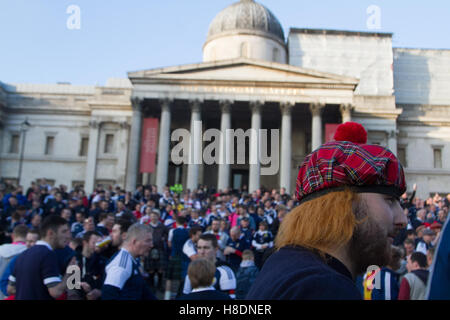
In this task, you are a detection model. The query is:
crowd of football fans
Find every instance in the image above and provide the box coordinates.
[0,179,448,300]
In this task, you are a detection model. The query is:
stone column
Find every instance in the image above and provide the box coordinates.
[217,100,232,192]
[310,103,325,151]
[156,99,172,192]
[388,130,397,155]
[186,99,202,192]
[142,173,150,186]
[280,102,293,194]
[117,120,130,189]
[340,104,353,123]
[249,101,262,193]
[85,120,100,194]
[125,98,142,191]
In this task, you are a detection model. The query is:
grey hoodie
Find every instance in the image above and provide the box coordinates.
[0,243,27,299]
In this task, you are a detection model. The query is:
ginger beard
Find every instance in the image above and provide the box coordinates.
[348,198,394,275]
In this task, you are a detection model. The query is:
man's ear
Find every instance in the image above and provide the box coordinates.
[47,229,55,239]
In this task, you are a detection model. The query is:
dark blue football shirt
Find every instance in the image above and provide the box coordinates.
[9,241,61,300]
[246,246,362,300]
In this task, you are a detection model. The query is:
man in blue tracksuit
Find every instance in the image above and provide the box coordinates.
[102,223,156,300]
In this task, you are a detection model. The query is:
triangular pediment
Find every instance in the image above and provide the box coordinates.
[128,58,358,86]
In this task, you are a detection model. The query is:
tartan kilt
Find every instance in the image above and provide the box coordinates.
[144,248,168,271]
[166,255,183,280]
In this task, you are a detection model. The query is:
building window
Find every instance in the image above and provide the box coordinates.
[397,146,407,168]
[80,137,89,156]
[273,47,279,62]
[45,136,55,155]
[9,134,20,154]
[104,134,114,154]
[433,148,442,169]
[72,181,85,189]
[95,180,115,189]
[37,178,55,187]
[2,178,19,187]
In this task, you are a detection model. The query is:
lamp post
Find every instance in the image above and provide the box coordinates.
[17,119,30,186]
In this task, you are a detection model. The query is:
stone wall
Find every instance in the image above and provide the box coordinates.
[0,80,132,190]
[288,29,394,96]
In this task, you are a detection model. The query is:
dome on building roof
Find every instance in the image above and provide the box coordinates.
[206,0,285,45]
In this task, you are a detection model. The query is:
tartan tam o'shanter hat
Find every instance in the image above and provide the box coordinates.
[295,122,407,203]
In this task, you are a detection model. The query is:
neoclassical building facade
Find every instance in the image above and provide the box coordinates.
[1,0,449,199]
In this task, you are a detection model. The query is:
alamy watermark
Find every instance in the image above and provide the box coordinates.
[66,265,81,290]
[366,5,381,30]
[170,121,279,175]
[366,265,381,290]
[66,5,81,30]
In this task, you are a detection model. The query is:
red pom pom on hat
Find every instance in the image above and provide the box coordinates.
[333,122,367,144]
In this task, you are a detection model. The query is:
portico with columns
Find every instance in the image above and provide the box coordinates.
[127,58,360,194]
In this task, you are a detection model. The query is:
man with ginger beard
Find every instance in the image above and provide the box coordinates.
[348,196,401,275]
[247,122,407,300]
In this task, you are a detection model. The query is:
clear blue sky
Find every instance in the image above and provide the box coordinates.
[0,0,448,85]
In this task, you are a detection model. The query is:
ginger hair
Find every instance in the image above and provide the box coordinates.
[275,189,365,257]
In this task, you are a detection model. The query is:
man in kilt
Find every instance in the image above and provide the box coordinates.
[143,210,168,294]
[164,214,189,300]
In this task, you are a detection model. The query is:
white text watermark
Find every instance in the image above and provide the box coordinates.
[170,121,279,175]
